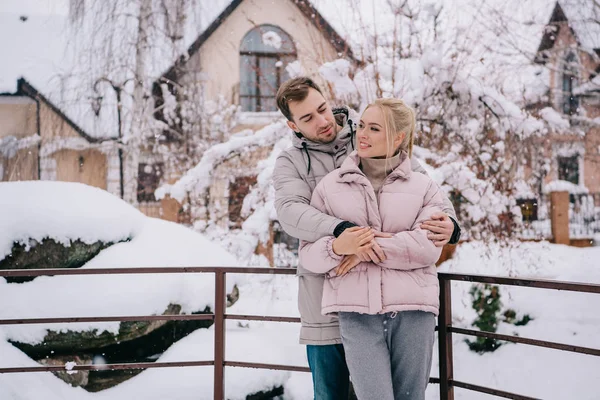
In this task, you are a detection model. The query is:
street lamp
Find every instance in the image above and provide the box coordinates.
[92,77,134,199]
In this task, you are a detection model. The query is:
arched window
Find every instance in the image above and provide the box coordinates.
[562,52,579,115]
[240,25,296,112]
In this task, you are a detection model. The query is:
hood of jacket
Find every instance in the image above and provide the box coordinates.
[291,106,356,154]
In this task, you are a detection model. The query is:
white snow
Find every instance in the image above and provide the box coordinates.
[574,74,600,95]
[156,120,289,203]
[539,107,571,131]
[543,180,589,194]
[39,137,116,157]
[0,181,240,345]
[318,59,358,102]
[285,60,305,79]
[0,181,145,261]
[262,30,282,50]
[0,135,41,159]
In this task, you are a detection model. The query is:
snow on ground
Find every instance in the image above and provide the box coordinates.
[2,233,600,399]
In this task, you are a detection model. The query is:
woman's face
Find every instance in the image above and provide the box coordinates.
[357,106,402,158]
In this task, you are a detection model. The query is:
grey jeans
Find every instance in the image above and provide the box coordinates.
[339,310,436,400]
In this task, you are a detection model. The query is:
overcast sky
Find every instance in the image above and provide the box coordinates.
[0,0,69,15]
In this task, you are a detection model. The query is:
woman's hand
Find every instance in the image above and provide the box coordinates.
[356,231,392,262]
[332,227,374,256]
[335,254,361,276]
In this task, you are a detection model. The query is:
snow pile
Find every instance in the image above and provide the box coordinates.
[543,180,589,194]
[0,181,240,344]
[0,181,145,261]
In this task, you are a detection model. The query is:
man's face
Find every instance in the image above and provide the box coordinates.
[286,88,338,144]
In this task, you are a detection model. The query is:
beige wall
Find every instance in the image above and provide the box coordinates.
[38,100,81,142]
[0,97,37,138]
[183,0,341,103]
[53,149,107,190]
[0,95,84,141]
[1,146,39,181]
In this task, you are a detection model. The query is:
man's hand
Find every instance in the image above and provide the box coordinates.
[420,212,453,247]
[335,254,361,276]
[332,227,374,256]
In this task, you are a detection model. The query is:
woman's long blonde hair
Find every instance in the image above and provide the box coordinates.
[364,98,416,158]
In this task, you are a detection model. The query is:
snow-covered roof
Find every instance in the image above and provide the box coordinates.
[575,74,600,95]
[538,1,600,56]
[560,0,600,51]
[0,13,68,94]
[0,12,107,140]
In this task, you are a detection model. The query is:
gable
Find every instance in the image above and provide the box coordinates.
[161,0,358,84]
[17,78,99,143]
[157,0,358,106]
[537,1,600,62]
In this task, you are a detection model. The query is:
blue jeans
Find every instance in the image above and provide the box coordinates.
[306,344,350,400]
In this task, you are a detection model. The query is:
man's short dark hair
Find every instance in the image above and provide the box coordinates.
[276,77,324,121]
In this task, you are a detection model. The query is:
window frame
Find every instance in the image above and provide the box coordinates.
[557,154,580,185]
[561,52,580,116]
[239,25,297,112]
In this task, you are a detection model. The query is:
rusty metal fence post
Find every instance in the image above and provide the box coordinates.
[438,277,454,400]
[214,271,226,400]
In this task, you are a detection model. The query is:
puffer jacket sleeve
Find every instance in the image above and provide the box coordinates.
[374,179,445,270]
[273,153,343,242]
[298,181,344,274]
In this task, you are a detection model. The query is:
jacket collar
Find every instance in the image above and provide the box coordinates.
[291,107,354,154]
[337,151,412,184]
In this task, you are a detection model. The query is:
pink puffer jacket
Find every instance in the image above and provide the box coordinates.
[299,151,444,316]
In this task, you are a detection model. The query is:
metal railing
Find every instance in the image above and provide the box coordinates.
[1,266,599,400]
[520,192,600,240]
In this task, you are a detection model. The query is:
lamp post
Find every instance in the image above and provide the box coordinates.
[92,77,134,199]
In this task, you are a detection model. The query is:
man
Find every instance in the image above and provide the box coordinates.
[273,77,460,400]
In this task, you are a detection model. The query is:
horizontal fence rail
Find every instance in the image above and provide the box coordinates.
[1,267,598,400]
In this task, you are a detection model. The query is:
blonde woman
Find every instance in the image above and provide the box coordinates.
[299,99,444,400]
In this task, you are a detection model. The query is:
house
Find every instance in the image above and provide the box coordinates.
[533,2,600,194]
[146,0,360,229]
[0,0,357,229]
[515,1,600,236]
[0,78,122,195]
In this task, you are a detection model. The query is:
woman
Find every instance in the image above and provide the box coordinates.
[299,98,444,400]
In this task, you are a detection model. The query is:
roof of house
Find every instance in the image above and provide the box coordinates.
[537,1,600,58]
[161,0,361,83]
[16,78,100,143]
